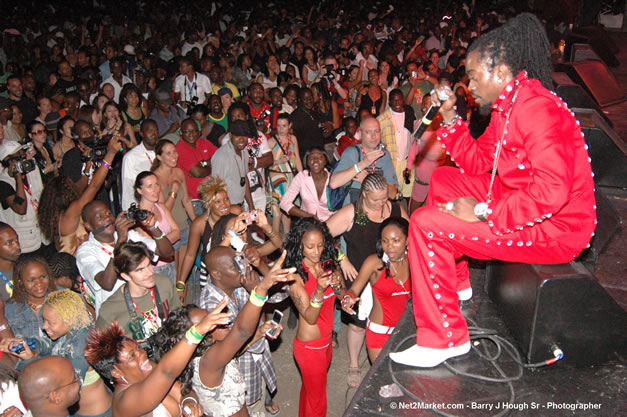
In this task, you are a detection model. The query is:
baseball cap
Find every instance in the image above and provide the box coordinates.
[155,89,173,105]
[0,141,22,161]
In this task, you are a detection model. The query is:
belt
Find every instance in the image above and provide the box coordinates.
[367,320,394,335]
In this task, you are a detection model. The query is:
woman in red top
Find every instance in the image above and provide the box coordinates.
[284,218,344,417]
[341,217,410,362]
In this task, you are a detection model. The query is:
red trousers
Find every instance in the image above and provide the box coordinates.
[410,167,579,349]
[293,337,333,417]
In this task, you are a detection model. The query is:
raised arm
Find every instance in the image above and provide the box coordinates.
[60,137,122,236]
[199,252,294,377]
[114,299,231,417]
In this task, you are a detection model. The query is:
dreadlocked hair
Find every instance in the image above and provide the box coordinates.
[374,217,409,278]
[84,322,131,382]
[43,289,93,331]
[9,254,57,304]
[284,217,337,283]
[197,176,228,210]
[355,173,388,218]
[48,252,80,288]
[37,176,80,244]
[148,305,216,395]
[468,12,554,90]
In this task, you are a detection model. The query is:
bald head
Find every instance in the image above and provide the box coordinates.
[206,246,236,274]
[19,356,80,415]
[360,117,382,151]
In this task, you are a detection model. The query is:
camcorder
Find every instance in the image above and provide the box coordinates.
[80,135,109,162]
[126,203,148,221]
[1,155,36,175]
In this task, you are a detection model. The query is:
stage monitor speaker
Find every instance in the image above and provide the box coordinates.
[485,261,626,366]
[574,108,627,189]
[555,60,625,107]
[572,26,620,67]
[552,72,611,126]
[571,43,601,62]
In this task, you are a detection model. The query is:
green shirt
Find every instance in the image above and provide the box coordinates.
[95,274,181,340]
[399,79,434,120]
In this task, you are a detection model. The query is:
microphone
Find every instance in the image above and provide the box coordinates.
[412,88,452,142]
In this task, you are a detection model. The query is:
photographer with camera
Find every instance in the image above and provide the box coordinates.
[38,135,122,255]
[174,57,212,111]
[0,140,44,255]
[76,200,174,316]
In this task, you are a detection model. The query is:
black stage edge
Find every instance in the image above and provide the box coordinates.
[343,265,626,417]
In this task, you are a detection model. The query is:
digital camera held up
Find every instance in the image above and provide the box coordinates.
[80,135,109,162]
[126,203,148,221]
[2,154,36,175]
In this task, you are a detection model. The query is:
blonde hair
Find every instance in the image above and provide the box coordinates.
[197,176,228,209]
[43,290,93,330]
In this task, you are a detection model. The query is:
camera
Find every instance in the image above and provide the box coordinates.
[126,203,148,221]
[377,143,386,152]
[9,338,37,354]
[233,253,249,275]
[80,136,109,162]
[2,155,36,175]
[256,109,271,127]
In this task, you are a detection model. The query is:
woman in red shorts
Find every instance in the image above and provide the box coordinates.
[341,217,410,362]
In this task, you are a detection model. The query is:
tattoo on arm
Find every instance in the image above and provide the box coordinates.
[293,295,306,314]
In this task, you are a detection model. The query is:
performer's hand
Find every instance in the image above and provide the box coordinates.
[430,85,457,123]
[341,294,360,315]
[438,197,481,223]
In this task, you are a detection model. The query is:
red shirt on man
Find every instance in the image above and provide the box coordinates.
[176,137,218,199]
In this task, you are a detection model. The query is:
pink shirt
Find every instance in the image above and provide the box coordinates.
[280,170,333,222]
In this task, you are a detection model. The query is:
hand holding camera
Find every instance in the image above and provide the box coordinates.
[115,210,138,243]
[362,147,385,166]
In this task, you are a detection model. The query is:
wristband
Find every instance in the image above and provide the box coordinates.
[185,325,203,344]
[311,293,324,305]
[169,191,177,199]
[176,281,186,291]
[266,229,277,239]
[336,250,346,262]
[251,287,269,302]
[154,234,164,241]
[189,325,203,340]
[353,163,361,174]
[13,196,25,205]
[249,294,266,307]
[310,300,323,308]
[101,160,113,171]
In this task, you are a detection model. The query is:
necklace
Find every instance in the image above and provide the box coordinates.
[487,83,520,203]
[28,301,43,312]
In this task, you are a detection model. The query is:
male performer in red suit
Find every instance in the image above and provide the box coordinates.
[390,13,597,367]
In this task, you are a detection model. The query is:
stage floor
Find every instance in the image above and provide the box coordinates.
[343,265,626,417]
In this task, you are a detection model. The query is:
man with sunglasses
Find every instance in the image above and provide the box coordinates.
[18,356,81,417]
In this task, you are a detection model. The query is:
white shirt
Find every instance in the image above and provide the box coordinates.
[173,72,212,104]
[121,142,155,211]
[100,75,133,103]
[76,230,157,316]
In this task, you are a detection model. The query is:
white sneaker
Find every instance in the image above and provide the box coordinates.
[457,287,473,301]
[389,341,471,367]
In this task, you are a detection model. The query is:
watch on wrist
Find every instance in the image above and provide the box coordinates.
[474,202,490,222]
[199,160,208,168]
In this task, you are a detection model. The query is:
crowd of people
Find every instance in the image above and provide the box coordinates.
[0,1,598,416]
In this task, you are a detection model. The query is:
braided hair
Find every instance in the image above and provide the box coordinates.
[468,13,553,90]
[355,173,388,218]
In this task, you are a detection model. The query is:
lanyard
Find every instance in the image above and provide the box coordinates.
[361,146,377,174]
[99,246,113,257]
[131,287,160,332]
[22,183,39,212]
[145,152,153,165]
[0,271,12,291]
[232,291,243,312]
[184,76,197,101]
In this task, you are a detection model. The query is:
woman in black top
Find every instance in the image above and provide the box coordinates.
[27,121,59,184]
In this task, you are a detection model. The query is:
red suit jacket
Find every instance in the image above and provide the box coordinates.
[437,71,596,255]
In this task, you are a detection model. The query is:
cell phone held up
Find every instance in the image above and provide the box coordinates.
[265,309,283,340]
[322,259,334,274]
